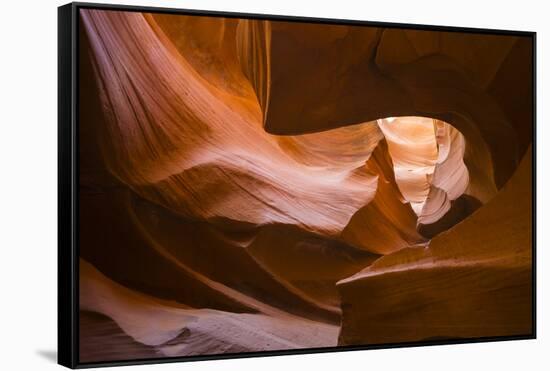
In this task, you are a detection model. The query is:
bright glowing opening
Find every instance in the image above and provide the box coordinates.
[377,116,469,221]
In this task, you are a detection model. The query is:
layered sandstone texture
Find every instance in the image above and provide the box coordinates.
[78,9,533,363]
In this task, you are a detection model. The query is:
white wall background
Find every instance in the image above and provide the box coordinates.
[0,0,546,369]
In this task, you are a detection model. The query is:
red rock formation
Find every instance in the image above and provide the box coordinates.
[342,139,426,255]
[80,259,338,362]
[77,8,533,363]
[337,148,532,345]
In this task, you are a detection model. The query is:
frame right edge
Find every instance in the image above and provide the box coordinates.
[531,31,537,340]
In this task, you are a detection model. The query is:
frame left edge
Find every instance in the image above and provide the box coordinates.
[58,2,78,369]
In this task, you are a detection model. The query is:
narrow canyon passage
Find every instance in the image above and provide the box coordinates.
[377,117,474,238]
[77,8,533,363]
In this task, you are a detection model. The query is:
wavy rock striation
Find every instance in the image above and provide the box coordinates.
[78,9,533,362]
[337,147,533,345]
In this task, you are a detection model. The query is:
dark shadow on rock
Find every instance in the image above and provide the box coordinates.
[417,194,482,239]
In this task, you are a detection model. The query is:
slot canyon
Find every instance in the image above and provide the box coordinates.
[77,9,533,362]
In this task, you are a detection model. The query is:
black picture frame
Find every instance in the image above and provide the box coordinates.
[58,2,537,369]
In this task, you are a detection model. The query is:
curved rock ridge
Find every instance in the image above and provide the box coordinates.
[337,147,533,345]
[377,116,472,236]
[77,8,533,362]
[80,259,338,362]
[341,138,426,255]
[80,9,383,237]
[418,119,472,230]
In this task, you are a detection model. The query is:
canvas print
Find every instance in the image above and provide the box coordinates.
[77,8,533,364]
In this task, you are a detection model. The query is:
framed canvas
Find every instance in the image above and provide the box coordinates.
[58,2,536,368]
